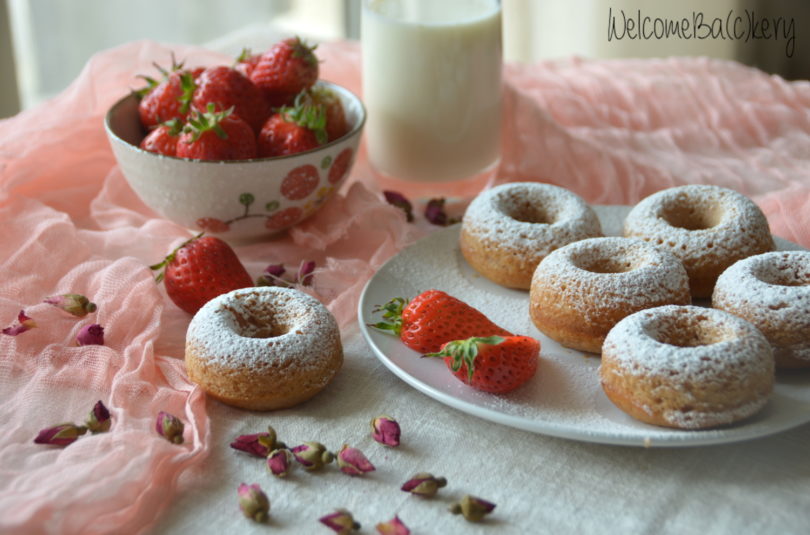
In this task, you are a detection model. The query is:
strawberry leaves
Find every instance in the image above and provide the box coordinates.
[424,336,505,381]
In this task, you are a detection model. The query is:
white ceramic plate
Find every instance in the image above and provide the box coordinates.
[357,206,810,447]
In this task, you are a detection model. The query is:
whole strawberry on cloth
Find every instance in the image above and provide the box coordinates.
[426,335,540,394]
[250,37,319,107]
[370,290,512,354]
[137,60,197,128]
[150,234,253,314]
[192,65,269,133]
[176,104,257,161]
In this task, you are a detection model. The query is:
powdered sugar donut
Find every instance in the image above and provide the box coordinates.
[600,305,774,429]
[530,237,691,353]
[624,185,774,298]
[185,286,343,410]
[713,251,810,369]
[460,182,602,289]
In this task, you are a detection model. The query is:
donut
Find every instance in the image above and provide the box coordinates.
[623,184,774,298]
[460,182,602,289]
[713,251,810,369]
[600,305,774,429]
[530,237,690,353]
[185,286,343,410]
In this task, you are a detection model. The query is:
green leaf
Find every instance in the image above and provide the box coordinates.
[239,193,255,207]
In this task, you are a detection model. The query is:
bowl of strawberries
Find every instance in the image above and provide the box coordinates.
[104,38,365,240]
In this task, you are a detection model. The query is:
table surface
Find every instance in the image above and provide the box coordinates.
[2,29,810,535]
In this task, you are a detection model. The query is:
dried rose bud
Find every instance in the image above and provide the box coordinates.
[2,310,37,336]
[256,264,287,287]
[76,323,104,346]
[401,473,447,497]
[155,411,184,444]
[33,423,87,446]
[337,444,375,476]
[230,425,284,457]
[266,448,293,477]
[376,515,410,535]
[383,190,414,222]
[290,441,334,471]
[449,495,496,522]
[43,294,97,317]
[424,198,459,226]
[86,400,111,433]
[319,509,360,534]
[297,260,316,286]
[237,483,270,523]
[371,415,400,447]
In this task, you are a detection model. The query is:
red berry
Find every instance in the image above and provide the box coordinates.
[234,48,261,79]
[371,290,512,354]
[151,235,253,314]
[140,119,183,156]
[176,105,257,161]
[192,65,268,133]
[431,335,539,394]
[257,113,320,158]
[307,87,349,142]
[281,165,320,200]
[250,37,319,106]
[138,67,196,128]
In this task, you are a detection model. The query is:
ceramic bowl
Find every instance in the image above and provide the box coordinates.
[104,81,365,241]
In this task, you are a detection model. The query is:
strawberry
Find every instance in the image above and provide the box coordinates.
[176,104,257,161]
[137,60,196,128]
[250,37,319,107]
[140,118,183,156]
[307,86,348,142]
[192,65,268,133]
[370,290,512,354]
[256,98,325,157]
[234,48,261,79]
[426,335,539,394]
[150,234,253,314]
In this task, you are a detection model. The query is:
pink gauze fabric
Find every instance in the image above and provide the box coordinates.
[1,39,809,534]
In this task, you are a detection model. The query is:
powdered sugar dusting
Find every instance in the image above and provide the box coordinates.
[603,305,773,379]
[187,287,340,372]
[624,184,774,269]
[531,237,689,319]
[713,251,810,360]
[462,182,602,254]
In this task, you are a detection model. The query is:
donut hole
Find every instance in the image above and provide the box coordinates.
[570,246,647,274]
[660,201,724,231]
[649,313,735,347]
[503,200,552,224]
[228,306,290,339]
[753,261,810,287]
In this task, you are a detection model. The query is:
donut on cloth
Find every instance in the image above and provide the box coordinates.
[185,286,343,410]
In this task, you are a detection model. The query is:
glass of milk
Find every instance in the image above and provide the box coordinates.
[362,0,502,196]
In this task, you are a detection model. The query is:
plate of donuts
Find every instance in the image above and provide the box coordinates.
[358,204,810,447]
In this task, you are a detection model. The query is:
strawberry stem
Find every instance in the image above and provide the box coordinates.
[149,232,204,283]
[423,336,505,382]
[368,297,408,336]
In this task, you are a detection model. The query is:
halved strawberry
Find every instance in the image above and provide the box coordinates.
[370,290,512,354]
[426,335,539,394]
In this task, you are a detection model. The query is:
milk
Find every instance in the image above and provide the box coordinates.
[362,0,502,183]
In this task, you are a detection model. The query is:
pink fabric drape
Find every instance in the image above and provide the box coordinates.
[1,40,808,534]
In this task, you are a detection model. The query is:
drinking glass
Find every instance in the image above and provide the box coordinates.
[361,0,503,197]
